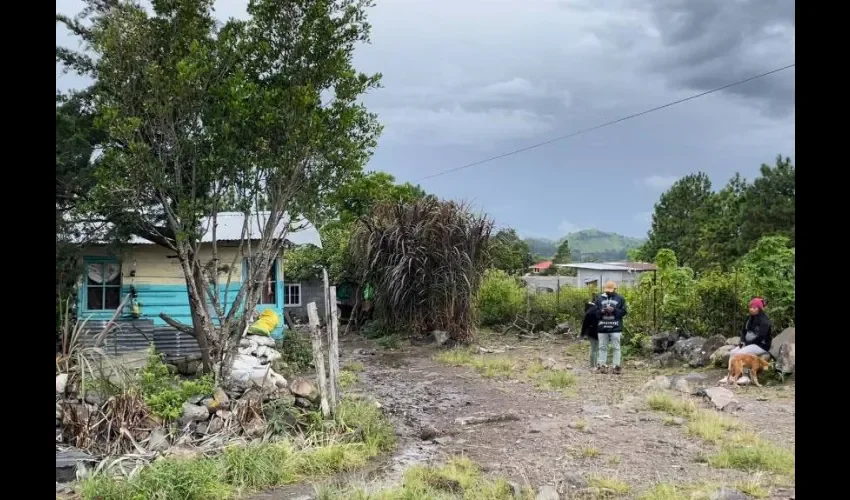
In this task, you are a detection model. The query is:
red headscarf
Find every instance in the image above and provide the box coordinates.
[749,297,765,310]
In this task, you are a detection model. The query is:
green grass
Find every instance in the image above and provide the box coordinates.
[644,393,794,477]
[587,476,630,496]
[435,349,516,379]
[318,456,533,499]
[709,438,795,476]
[536,369,577,390]
[376,334,401,350]
[342,362,365,372]
[576,446,601,458]
[637,479,770,500]
[79,399,396,500]
[339,371,358,390]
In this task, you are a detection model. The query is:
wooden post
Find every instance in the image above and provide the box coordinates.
[307,302,331,418]
[327,286,341,407]
[322,268,331,325]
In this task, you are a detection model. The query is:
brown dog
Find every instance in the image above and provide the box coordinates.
[728,354,770,387]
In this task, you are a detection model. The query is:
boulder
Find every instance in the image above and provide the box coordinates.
[540,357,568,371]
[536,485,559,500]
[651,332,678,353]
[710,345,736,367]
[651,351,680,368]
[179,403,210,425]
[644,375,672,391]
[148,427,170,452]
[710,487,750,500]
[431,330,450,346]
[726,336,740,346]
[671,336,707,363]
[775,342,796,376]
[681,334,726,367]
[204,387,230,413]
[669,373,709,394]
[557,472,587,494]
[769,327,796,359]
[698,387,739,412]
[290,378,318,400]
[56,373,69,394]
[554,322,572,334]
[56,449,96,483]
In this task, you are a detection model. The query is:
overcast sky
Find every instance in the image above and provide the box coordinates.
[56,0,795,239]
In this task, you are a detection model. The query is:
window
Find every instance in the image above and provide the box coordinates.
[284,283,301,307]
[85,259,122,310]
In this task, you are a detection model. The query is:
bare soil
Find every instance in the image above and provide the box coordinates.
[255,333,795,499]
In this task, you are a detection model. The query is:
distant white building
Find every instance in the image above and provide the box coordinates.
[556,262,657,289]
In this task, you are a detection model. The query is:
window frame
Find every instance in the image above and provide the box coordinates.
[283,283,302,307]
[82,256,123,312]
[244,258,281,306]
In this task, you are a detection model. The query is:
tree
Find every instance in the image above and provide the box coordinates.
[692,173,749,271]
[284,172,426,284]
[553,239,572,264]
[489,229,533,274]
[739,156,795,251]
[57,0,381,373]
[640,173,713,268]
[740,236,795,329]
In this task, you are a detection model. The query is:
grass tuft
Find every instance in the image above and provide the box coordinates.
[588,476,630,495]
[709,439,795,476]
[435,349,516,379]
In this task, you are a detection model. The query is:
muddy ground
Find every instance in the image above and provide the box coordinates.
[255,333,795,499]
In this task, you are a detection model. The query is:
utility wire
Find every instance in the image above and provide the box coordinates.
[416,63,795,182]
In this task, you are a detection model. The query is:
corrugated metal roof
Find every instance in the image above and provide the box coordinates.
[558,262,657,271]
[74,212,322,249]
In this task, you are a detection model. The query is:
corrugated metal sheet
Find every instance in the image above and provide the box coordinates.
[559,262,657,272]
[72,211,323,249]
[83,319,202,362]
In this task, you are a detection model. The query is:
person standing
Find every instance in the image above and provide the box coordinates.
[594,281,628,374]
[729,297,772,361]
[580,295,600,368]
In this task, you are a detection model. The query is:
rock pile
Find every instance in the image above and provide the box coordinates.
[224,335,289,398]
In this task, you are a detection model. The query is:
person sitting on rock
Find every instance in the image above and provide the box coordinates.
[730,297,772,363]
[581,295,600,368]
[594,281,628,375]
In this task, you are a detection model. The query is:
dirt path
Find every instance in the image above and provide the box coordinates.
[257,334,795,499]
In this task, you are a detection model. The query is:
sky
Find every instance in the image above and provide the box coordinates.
[56,0,795,240]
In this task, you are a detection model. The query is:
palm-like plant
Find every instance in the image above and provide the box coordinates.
[350,197,493,343]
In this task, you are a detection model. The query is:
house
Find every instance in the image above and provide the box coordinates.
[556,262,657,289]
[77,212,322,360]
[528,260,553,274]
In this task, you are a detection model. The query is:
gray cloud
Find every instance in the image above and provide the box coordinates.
[57,0,795,239]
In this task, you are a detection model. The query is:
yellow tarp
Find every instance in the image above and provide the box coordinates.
[247,309,280,336]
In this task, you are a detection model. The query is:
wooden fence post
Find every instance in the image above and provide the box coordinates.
[307,302,331,418]
[327,286,341,408]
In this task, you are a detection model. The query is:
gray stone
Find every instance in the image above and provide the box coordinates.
[726,336,740,346]
[84,392,104,406]
[431,330,450,346]
[56,373,69,394]
[555,322,572,334]
[56,449,96,483]
[557,472,587,492]
[535,485,559,500]
[540,357,568,371]
[669,373,709,394]
[644,375,672,391]
[711,345,736,367]
[289,378,318,400]
[699,387,739,412]
[180,402,210,425]
[651,332,678,353]
[775,342,796,376]
[508,481,524,499]
[187,394,205,405]
[710,487,751,500]
[419,425,439,441]
[294,397,314,409]
[149,427,170,452]
[672,336,707,362]
[694,335,728,366]
[769,327,795,359]
[652,351,679,368]
[246,335,277,347]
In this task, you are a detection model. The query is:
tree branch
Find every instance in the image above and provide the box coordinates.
[159,312,196,337]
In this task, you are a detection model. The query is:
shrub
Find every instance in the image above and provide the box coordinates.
[477,269,524,326]
[139,348,214,421]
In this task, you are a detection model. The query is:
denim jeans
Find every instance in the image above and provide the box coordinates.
[588,338,599,367]
[598,331,621,367]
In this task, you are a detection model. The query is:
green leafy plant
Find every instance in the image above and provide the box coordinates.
[139,348,214,420]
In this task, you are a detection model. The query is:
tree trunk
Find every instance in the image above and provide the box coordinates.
[178,249,216,373]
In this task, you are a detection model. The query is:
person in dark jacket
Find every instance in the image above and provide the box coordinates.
[594,281,628,374]
[581,297,600,368]
[729,297,772,363]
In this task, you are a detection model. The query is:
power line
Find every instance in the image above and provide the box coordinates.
[415,63,795,182]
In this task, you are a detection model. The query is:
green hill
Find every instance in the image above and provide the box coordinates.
[524,229,645,262]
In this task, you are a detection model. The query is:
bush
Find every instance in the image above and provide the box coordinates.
[477,269,524,326]
[139,348,214,421]
[278,330,314,376]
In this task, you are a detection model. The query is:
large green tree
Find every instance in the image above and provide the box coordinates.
[640,173,713,267]
[57,0,381,373]
[739,156,795,251]
[553,239,572,264]
[489,229,534,274]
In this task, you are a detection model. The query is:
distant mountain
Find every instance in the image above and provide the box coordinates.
[524,229,645,262]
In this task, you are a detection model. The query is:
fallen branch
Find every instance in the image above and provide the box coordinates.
[159,313,196,337]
